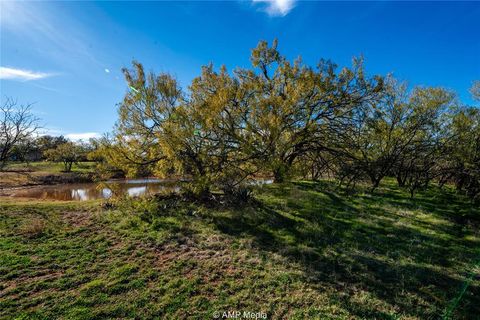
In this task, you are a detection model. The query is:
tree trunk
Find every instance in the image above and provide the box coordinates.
[64,161,73,172]
[410,187,415,198]
[396,173,406,187]
[370,176,381,193]
[273,170,285,183]
[272,162,290,183]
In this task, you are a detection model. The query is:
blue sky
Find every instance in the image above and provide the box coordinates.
[1,1,479,140]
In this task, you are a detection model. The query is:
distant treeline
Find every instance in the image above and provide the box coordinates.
[1,130,93,172]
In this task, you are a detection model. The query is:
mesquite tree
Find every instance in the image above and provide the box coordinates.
[330,80,454,191]
[236,40,383,182]
[98,40,477,201]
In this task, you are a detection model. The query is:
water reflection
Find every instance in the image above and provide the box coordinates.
[8,178,273,201]
[127,186,147,197]
[10,179,180,201]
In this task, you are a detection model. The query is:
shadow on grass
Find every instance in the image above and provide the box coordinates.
[210,181,480,319]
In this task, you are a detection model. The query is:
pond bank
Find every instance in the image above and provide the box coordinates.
[0,177,274,201]
[0,161,98,190]
[0,171,95,190]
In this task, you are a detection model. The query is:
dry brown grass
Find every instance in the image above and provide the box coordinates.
[0,171,33,189]
[18,217,47,238]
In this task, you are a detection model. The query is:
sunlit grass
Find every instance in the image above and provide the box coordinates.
[0,179,478,319]
[4,161,95,173]
[0,161,96,189]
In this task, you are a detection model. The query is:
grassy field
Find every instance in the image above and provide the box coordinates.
[0,162,96,189]
[3,161,96,173]
[0,179,478,319]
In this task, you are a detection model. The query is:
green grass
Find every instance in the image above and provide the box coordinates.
[4,161,96,174]
[0,161,96,188]
[0,179,478,319]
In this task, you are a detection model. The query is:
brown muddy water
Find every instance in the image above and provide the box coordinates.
[2,178,273,201]
[5,179,180,201]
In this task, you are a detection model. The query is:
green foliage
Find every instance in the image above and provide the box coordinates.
[239,42,383,183]
[100,40,384,194]
[443,106,480,201]
[329,79,455,191]
[93,40,477,202]
[44,142,86,172]
[35,135,68,155]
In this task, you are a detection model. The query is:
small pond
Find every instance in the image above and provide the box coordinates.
[8,179,180,201]
[5,178,273,201]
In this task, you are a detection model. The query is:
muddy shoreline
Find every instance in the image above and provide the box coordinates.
[0,171,95,191]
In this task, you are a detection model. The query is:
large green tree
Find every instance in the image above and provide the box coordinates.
[158,64,255,196]
[100,40,476,201]
[330,80,454,191]
[103,61,255,196]
[235,40,383,182]
[443,105,480,201]
[44,142,85,172]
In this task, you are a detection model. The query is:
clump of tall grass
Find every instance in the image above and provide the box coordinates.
[18,217,47,238]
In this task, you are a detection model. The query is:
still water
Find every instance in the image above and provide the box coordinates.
[6,178,273,201]
[9,179,180,201]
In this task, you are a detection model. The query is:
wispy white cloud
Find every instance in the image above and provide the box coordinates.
[1,2,104,76]
[253,0,297,17]
[40,128,101,141]
[29,82,63,94]
[104,68,110,73]
[65,132,101,141]
[0,67,53,81]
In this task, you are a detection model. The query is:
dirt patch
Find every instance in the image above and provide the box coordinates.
[0,271,65,299]
[34,173,94,185]
[62,211,93,228]
[0,171,35,189]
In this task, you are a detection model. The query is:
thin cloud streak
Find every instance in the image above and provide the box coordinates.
[252,0,297,17]
[1,2,105,76]
[0,67,54,81]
